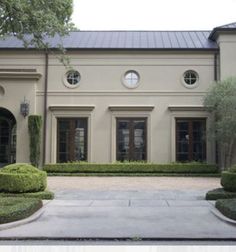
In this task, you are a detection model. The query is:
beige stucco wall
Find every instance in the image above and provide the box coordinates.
[217,34,236,79]
[42,51,216,164]
[0,50,217,164]
[0,51,44,163]
[217,34,236,164]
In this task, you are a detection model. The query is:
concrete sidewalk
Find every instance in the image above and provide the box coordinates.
[0,189,236,239]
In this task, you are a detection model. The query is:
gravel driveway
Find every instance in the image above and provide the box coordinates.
[47,176,220,191]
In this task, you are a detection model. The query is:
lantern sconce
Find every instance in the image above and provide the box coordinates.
[20,97,30,118]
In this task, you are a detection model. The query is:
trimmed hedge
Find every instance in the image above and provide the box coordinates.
[215,199,236,221]
[0,163,47,193]
[0,190,54,200]
[43,163,218,174]
[221,171,236,192]
[229,165,236,173]
[0,197,42,224]
[205,188,236,200]
[47,172,221,177]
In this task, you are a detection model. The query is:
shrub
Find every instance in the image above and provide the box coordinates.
[28,115,42,167]
[221,171,236,192]
[0,190,54,200]
[43,162,218,174]
[0,163,47,193]
[215,199,236,221]
[0,197,42,224]
[229,164,236,173]
[205,188,236,200]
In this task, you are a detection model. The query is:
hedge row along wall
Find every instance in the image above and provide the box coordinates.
[43,163,218,174]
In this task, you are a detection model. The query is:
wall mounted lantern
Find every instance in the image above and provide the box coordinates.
[20,97,30,117]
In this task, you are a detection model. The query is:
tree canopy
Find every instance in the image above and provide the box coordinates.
[0,0,74,48]
[204,77,236,169]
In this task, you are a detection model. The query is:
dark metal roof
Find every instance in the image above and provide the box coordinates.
[209,22,236,40]
[0,31,218,50]
[215,22,236,29]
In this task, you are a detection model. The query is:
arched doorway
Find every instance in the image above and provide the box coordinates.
[0,108,16,167]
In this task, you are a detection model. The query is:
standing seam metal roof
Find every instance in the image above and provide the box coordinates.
[0,31,218,50]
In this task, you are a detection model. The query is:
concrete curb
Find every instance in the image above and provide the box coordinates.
[210,208,236,225]
[0,200,51,231]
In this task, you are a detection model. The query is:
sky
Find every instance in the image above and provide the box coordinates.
[71,0,236,31]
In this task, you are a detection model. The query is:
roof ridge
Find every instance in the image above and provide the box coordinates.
[216,21,236,28]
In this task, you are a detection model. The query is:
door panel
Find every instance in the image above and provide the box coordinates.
[117,118,147,161]
[176,119,206,162]
[57,118,87,163]
[0,119,10,163]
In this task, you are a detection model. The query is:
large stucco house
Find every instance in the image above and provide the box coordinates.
[0,22,236,167]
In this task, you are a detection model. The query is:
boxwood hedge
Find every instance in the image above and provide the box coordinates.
[221,171,236,192]
[43,162,218,174]
[205,188,236,200]
[0,190,54,200]
[215,199,236,221]
[0,197,42,224]
[0,163,47,193]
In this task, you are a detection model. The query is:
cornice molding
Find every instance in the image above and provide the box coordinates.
[168,105,206,111]
[49,105,95,111]
[109,105,155,111]
[0,71,41,80]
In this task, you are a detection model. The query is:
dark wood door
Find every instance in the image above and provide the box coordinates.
[176,118,206,162]
[0,118,10,164]
[116,118,147,161]
[57,118,87,163]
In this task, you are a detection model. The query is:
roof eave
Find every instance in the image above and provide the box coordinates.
[209,28,236,41]
[0,47,219,52]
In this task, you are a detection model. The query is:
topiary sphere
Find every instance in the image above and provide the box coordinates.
[221,171,236,192]
[0,163,47,193]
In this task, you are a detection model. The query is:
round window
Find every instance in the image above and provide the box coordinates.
[123,70,140,89]
[0,86,5,97]
[183,70,199,88]
[64,70,81,88]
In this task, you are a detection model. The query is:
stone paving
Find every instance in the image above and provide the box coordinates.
[0,177,235,240]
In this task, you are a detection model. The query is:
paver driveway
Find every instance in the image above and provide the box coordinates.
[0,176,236,240]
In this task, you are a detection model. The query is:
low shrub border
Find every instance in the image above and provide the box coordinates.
[47,172,220,177]
[0,197,42,224]
[0,190,54,200]
[44,163,218,174]
[215,199,236,221]
[205,188,236,200]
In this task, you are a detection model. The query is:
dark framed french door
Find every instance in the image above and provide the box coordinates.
[176,118,206,162]
[116,118,147,161]
[57,118,87,163]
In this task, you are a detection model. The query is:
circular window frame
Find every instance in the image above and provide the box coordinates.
[122,70,140,89]
[0,85,5,97]
[63,70,81,89]
[182,70,199,89]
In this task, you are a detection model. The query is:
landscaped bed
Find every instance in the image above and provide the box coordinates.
[206,188,236,200]
[0,197,42,224]
[44,163,218,175]
[0,163,54,224]
[216,199,236,221]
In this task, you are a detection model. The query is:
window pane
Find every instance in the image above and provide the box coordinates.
[57,118,87,163]
[117,118,146,161]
